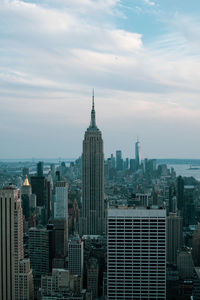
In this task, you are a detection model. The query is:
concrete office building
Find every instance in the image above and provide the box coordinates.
[0,185,34,300]
[87,257,99,299]
[41,269,70,297]
[107,207,166,300]
[68,236,84,277]
[177,249,194,279]
[17,259,34,300]
[54,181,68,219]
[29,227,51,292]
[50,218,67,258]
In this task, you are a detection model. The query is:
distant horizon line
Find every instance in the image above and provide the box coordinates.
[0,158,200,162]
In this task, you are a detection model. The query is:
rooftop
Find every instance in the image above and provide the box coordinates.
[108,207,166,217]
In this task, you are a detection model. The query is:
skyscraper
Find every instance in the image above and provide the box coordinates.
[116,150,123,171]
[167,213,183,265]
[87,257,99,299]
[30,176,46,207]
[68,236,84,277]
[177,176,184,213]
[54,181,68,220]
[192,223,200,266]
[37,161,44,177]
[107,207,166,299]
[81,92,104,235]
[51,180,69,258]
[49,218,67,259]
[21,175,32,220]
[0,185,34,300]
[30,175,51,224]
[135,138,141,170]
[28,227,51,292]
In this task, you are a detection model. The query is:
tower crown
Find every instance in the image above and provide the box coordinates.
[23,175,30,186]
[87,89,99,131]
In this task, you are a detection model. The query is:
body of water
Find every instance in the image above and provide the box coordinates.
[168,164,200,181]
[157,159,200,181]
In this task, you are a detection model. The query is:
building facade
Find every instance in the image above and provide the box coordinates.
[81,93,104,235]
[54,181,68,220]
[87,257,99,299]
[107,207,166,300]
[116,150,123,171]
[167,213,183,265]
[192,223,200,266]
[41,269,70,297]
[0,185,34,300]
[28,227,51,292]
[68,236,84,277]
[135,139,141,170]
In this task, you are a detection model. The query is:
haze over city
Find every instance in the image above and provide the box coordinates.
[1,0,200,158]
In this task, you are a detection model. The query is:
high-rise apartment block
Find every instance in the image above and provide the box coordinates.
[107,207,166,299]
[81,93,105,235]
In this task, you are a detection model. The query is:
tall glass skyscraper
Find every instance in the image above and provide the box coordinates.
[81,92,105,235]
[135,138,141,170]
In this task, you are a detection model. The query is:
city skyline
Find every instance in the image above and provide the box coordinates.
[1,0,200,159]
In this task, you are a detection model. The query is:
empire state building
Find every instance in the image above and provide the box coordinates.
[81,92,105,235]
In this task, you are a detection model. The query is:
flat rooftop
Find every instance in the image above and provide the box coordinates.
[108,207,166,218]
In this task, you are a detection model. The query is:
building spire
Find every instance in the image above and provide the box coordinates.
[89,89,98,129]
[92,88,94,110]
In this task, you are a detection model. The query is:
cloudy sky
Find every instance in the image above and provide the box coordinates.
[1,0,200,159]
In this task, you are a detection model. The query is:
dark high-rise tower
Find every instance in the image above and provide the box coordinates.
[81,92,104,235]
[177,176,184,214]
[116,150,123,171]
[37,161,44,177]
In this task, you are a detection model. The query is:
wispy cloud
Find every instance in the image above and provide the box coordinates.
[0,0,200,158]
[143,0,156,6]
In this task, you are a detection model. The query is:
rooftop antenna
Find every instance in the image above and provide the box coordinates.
[92,88,94,110]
